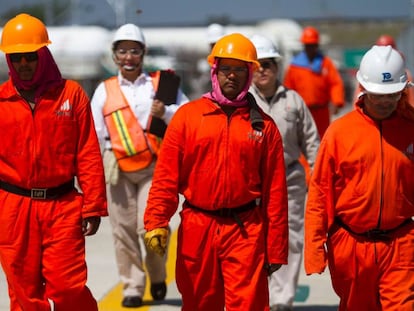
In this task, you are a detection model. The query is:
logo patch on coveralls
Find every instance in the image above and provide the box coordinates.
[248,130,264,143]
[55,99,73,117]
[382,72,394,83]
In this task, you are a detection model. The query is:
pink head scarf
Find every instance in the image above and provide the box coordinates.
[202,58,253,107]
[6,46,63,103]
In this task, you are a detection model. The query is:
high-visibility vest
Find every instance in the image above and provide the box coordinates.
[103,76,162,172]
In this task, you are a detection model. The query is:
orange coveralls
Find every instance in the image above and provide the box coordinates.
[305,98,414,310]
[284,53,345,138]
[144,97,288,311]
[0,79,107,311]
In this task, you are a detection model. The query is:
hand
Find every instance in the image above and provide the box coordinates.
[265,263,282,276]
[82,216,101,236]
[151,99,166,118]
[144,228,169,257]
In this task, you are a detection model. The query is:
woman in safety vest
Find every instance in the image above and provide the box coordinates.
[90,23,189,308]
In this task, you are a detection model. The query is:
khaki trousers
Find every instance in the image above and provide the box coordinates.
[103,150,167,297]
[269,163,307,308]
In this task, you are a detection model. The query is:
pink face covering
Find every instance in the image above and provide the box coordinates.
[6,46,63,103]
[202,58,253,107]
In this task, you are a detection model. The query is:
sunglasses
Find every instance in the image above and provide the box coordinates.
[115,48,144,57]
[259,60,275,69]
[9,52,39,63]
[218,65,248,75]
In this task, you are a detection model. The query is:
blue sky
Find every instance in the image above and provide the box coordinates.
[2,0,412,28]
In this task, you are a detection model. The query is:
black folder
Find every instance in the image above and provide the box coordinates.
[149,71,181,138]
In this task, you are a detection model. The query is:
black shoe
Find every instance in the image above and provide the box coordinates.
[122,296,142,308]
[150,282,167,300]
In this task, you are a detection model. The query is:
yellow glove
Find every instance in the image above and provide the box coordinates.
[144,228,169,257]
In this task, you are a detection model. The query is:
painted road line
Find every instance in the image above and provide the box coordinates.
[98,229,179,310]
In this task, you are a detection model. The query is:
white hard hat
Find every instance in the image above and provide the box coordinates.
[250,34,282,61]
[112,23,145,48]
[206,23,225,44]
[356,45,407,94]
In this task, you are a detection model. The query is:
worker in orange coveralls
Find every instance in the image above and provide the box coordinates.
[305,45,414,311]
[144,33,289,311]
[0,14,107,311]
[284,26,345,138]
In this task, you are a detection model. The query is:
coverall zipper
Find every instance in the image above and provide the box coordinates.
[374,121,384,263]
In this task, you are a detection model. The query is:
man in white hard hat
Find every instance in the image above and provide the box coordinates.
[249,34,320,311]
[305,45,414,310]
[206,23,225,50]
[91,23,189,308]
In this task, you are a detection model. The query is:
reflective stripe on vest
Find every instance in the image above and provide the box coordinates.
[103,76,161,172]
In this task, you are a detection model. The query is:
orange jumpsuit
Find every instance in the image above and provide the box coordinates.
[0,79,107,311]
[305,98,414,310]
[144,97,288,311]
[284,51,345,138]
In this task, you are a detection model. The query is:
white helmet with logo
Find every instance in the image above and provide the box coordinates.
[112,23,145,49]
[206,23,225,44]
[356,45,407,94]
[250,34,282,61]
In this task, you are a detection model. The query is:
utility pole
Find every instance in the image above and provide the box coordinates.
[106,0,126,27]
[409,0,414,73]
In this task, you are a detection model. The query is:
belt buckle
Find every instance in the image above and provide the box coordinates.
[31,188,47,199]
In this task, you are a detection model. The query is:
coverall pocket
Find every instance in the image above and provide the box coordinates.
[0,125,23,156]
[282,109,297,122]
[338,161,368,197]
[396,224,414,267]
[178,208,213,259]
[49,120,77,155]
[327,227,356,281]
[0,194,20,245]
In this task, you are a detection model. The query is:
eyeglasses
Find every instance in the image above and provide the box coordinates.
[115,48,144,57]
[218,65,248,75]
[9,52,38,63]
[259,60,275,69]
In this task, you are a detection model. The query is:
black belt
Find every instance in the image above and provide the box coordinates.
[0,179,75,200]
[184,200,256,217]
[184,200,257,228]
[334,217,413,241]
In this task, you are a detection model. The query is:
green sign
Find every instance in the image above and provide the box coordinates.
[343,49,367,69]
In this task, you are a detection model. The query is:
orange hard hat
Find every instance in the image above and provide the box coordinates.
[0,13,51,54]
[375,34,396,49]
[207,33,260,70]
[301,26,319,44]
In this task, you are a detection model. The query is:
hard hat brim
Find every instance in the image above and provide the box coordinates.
[357,71,407,94]
[0,42,50,54]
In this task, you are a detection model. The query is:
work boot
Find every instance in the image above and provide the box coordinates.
[122,296,142,308]
[150,281,167,300]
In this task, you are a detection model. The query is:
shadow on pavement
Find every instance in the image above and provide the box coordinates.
[143,300,338,310]
[295,306,338,310]
[143,298,182,306]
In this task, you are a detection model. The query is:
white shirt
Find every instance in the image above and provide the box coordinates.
[91,71,189,150]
